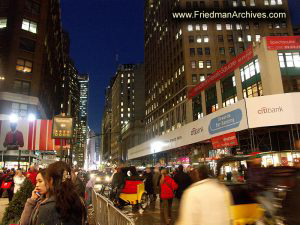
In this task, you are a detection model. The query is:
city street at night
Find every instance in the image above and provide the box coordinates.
[1,0,300,224]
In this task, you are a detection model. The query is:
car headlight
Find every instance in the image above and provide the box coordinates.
[105,176,110,182]
[96,177,101,182]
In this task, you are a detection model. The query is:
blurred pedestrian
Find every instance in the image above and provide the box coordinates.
[143,166,154,200]
[128,166,142,180]
[72,168,85,199]
[111,166,126,205]
[160,168,178,225]
[176,165,232,225]
[174,165,191,201]
[0,169,4,197]
[85,175,96,206]
[26,165,38,186]
[152,166,160,200]
[20,169,48,225]
[3,169,15,202]
[31,161,86,224]
[13,168,26,193]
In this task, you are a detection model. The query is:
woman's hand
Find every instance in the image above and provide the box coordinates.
[31,187,40,200]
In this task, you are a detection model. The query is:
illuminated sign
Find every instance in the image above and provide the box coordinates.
[52,116,73,139]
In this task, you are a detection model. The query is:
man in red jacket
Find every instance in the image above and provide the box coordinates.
[3,123,24,150]
[26,165,37,186]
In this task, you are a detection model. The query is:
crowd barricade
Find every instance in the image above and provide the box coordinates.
[92,189,135,225]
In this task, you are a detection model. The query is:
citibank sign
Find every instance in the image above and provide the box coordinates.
[258,106,283,114]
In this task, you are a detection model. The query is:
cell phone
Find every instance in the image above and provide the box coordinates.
[36,192,41,197]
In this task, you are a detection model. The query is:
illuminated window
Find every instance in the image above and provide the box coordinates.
[255,35,261,42]
[206,60,212,69]
[202,24,208,31]
[199,75,205,82]
[226,24,232,30]
[21,19,37,34]
[236,24,242,30]
[198,60,204,69]
[191,61,196,69]
[196,35,202,43]
[121,113,123,118]
[247,35,252,42]
[203,35,209,43]
[238,37,243,42]
[232,0,237,7]
[16,59,32,73]
[121,102,123,106]
[121,108,123,112]
[195,24,200,30]
[0,18,7,29]
[188,25,193,31]
[128,113,130,117]
[216,24,222,30]
[250,0,256,6]
[192,74,197,83]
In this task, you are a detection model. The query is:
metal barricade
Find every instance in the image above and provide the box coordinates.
[92,189,135,225]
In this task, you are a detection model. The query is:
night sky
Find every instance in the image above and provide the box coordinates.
[60,0,300,133]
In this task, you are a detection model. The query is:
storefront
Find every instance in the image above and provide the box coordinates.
[128,92,300,167]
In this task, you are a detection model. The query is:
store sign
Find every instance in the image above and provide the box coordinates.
[0,120,56,151]
[52,117,73,139]
[211,132,238,149]
[188,46,253,98]
[266,36,300,50]
[209,109,243,135]
[246,93,300,128]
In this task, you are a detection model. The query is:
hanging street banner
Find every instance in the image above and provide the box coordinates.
[188,45,254,99]
[52,116,73,139]
[266,36,300,50]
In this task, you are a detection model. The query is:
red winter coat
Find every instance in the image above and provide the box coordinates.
[160,175,178,199]
[26,170,38,186]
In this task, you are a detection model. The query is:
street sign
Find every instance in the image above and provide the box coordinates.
[52,116,73,139]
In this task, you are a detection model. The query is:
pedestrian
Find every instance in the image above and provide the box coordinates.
[28,161,86,224]
[13,168,26,193]
[85,175,96,206]
[0,169,4,198]
[26,165,38,186]
[143,166,154,201]
[72,168,85,199]
[111,166,126,205]
[128,166,142,180]
[152,166,160,200]
[19,169,48,225]
[176,165,232,225]
[160,168,178,225]
[174,165,192,201]
[3,169,15,202]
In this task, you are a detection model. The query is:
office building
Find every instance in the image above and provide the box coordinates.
[144,0,293,141]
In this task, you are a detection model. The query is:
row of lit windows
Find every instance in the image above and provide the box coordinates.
[278,52,300,68]
[0,18,7,29]
[16,59,33,73]
[191,60,211,69]
[22,19,37,34]
[192,74,206,83]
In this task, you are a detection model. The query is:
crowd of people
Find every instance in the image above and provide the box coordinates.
[0,162,87,225]
[107,164,233,225]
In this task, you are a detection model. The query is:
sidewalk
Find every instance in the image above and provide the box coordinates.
[0,198,9,222]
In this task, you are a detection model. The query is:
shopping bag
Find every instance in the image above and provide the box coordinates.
[1,181,12,189]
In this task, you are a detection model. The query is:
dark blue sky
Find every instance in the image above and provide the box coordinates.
[61,0,300,133]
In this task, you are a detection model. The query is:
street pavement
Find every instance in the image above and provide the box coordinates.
[0,197,9,222]
[125,198,179,225]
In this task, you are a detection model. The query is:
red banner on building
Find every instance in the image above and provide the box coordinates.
[266,36,300,50]
[188,46,254,99]
[211,132,238,149]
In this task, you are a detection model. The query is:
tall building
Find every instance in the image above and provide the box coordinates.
[62,31,81,164]
[144,0,293,141]
[101,84,112,161]
[111,64,145,162]
[128,36,300,166]
[78,74,89,168]
[0,0,65,120]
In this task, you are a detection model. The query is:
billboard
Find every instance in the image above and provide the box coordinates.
[52,116,73,139]
[211,132,238,149]
[245,92,300,129]
[0,120,67,151]
[266,36,300,50]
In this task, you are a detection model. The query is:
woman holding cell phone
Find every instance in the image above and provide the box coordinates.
[19,169,48,225]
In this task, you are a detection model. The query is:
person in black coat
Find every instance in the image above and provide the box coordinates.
[174,165,191,200]
[143,166,154,197]
[5,170,15,202]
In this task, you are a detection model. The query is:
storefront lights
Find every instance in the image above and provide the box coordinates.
[9,113,19,123]
[27,113,36,121]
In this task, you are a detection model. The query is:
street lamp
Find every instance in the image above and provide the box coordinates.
[27,113,36,122]
[151,141,169,166]
[9,113,19,123]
